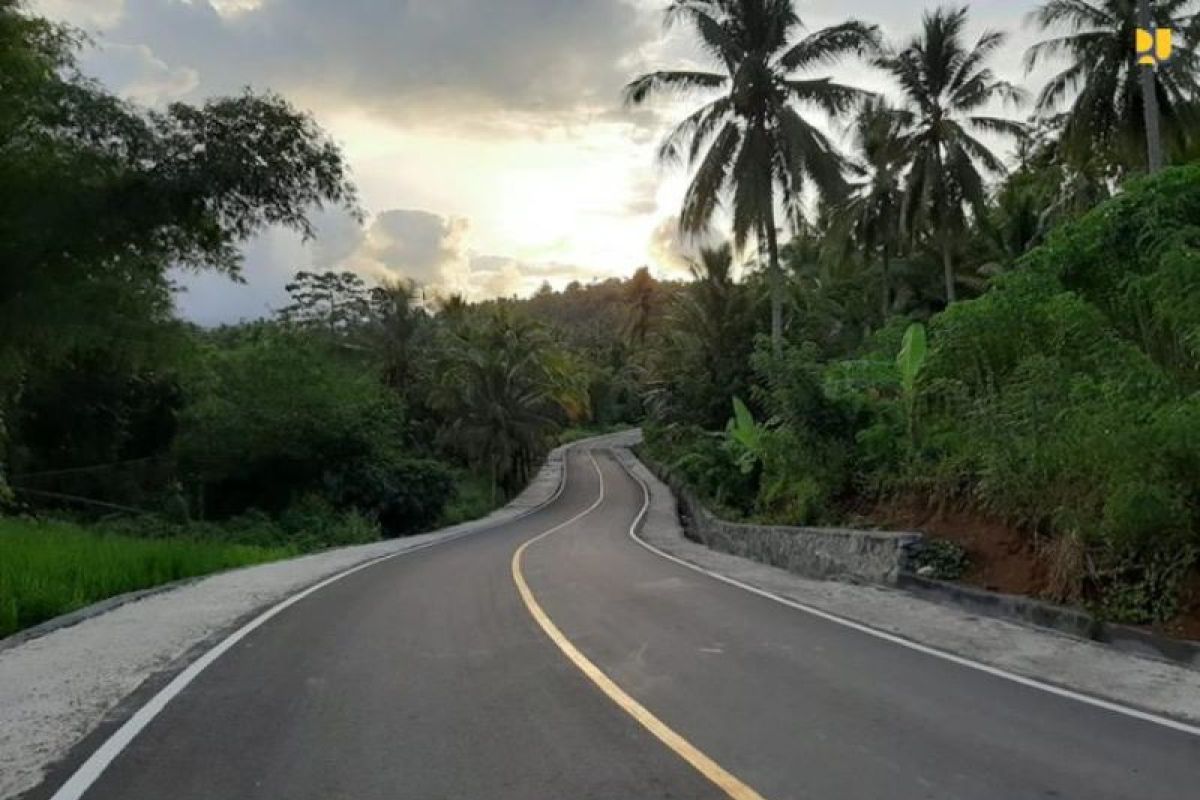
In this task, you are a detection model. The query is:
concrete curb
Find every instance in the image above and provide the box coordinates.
[635,449,922,584]
[898,572,1200,669]
[0,580,204,655]
[632,444,1200,671]
[611,442,1200,726]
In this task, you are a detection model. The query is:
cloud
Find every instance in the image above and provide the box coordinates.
[171,207,604,324]
[34,0,124,29]
[61,0,659,131]
[325,210,599,301]
[469,257,526,300]
[647,216,696,278]
[171,225,310,325]
[623,171,660,217]
[90,42,199,105]
[342,210,472,293]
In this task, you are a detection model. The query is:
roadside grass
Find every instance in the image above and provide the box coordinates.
[437,472,499,527]
[0,517,293,638]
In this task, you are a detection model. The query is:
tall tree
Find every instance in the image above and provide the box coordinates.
[624,266,659,347]
[1025,0,1200,172]
[279,271,371,335]
[366,279,427,398]
[0,1,356,488]
[833,99,909,320]
[875,5,1024,304]
[624,0,877,351]
[649,244,758,427]
[432,309,563,501]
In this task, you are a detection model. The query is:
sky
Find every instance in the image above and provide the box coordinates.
[33,0,1053,324]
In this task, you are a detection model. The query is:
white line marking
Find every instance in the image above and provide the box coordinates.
[514,450,766,799]
[50,449,577,800]
[610,449,1200,739]
[515,449,607,553]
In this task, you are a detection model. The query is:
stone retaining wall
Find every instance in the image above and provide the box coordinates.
[642,454,922,585]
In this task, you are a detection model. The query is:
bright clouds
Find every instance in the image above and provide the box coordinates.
[335,210,611,300]
[34,0,1049,323]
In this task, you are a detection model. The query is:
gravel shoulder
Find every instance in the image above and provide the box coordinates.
[0,445,569,800]
[611,440,1200,727]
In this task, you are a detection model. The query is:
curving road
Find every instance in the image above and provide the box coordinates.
[42,445,1200,799]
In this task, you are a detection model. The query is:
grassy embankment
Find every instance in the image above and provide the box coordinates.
[0,467,521,639]
[0,518,292,638]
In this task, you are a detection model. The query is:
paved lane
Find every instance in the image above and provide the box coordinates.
[523,450,1199,800]
[50,446,1199,799]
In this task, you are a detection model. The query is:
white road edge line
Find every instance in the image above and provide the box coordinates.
[515,449,607,553]
[515,449,767,799]
[49,446,579,800]
[610,448,1200,739]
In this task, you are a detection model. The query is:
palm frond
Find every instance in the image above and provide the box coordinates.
[623,71,727,106]
[776,20,880,70]
[680,121,740,236]
[656,97,733,167]
[730,124,773,248]
[784,78,874,116]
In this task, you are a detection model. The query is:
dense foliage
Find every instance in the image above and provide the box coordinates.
[645,167,1200,624]
[5,0,1200,637]
[630,0,1200,628]
[0,2,631,573]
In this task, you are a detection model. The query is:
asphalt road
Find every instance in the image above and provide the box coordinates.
[54,446,1199,799]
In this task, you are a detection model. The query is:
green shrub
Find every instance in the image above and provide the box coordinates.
[1101,483,1190,552]
[1023,164,1200,385]
[279,495,381,549]
[323,453,454,538]
[912,539,970,581]
[177,330,408,519]
[643,425,755,517]
[885,169,1200,619]
[437,471,499,526]
[753,426,849,525]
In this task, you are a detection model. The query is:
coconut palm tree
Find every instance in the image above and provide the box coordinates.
[1025,0,1200,172]
[649,244,758,427]
[832,99,909,321]
[624,0,877,351]
[875,6,1024,305]
[367,279,424,395]
[433,309,557,501]
[624,266,658,347]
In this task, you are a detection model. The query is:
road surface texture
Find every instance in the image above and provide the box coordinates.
[39,445,1200,800]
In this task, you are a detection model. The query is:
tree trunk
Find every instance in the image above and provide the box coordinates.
[763,211,783,355]
[1138,0,1165,173]
[941,235,956,305]
[489,459,497,507]
[880,246,891,323]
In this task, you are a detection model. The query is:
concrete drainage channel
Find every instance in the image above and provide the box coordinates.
[897,572,1200,668]
[636,449,1200,671]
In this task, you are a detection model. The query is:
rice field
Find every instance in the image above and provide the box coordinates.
[0,518,292,638]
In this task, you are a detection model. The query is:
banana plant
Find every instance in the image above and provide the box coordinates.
[726,397,766,475]
[896,322,927,442]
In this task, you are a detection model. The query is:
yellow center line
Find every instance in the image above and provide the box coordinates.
[511,448,767,800]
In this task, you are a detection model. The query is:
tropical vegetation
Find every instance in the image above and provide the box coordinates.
[5,0,1200,637]
[630,0,1200,629]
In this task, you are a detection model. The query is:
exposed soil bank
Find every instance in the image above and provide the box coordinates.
[863,499,1200,643]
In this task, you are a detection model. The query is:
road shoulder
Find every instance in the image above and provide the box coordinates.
[612,445,1200,728]
[0,444,570,800]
